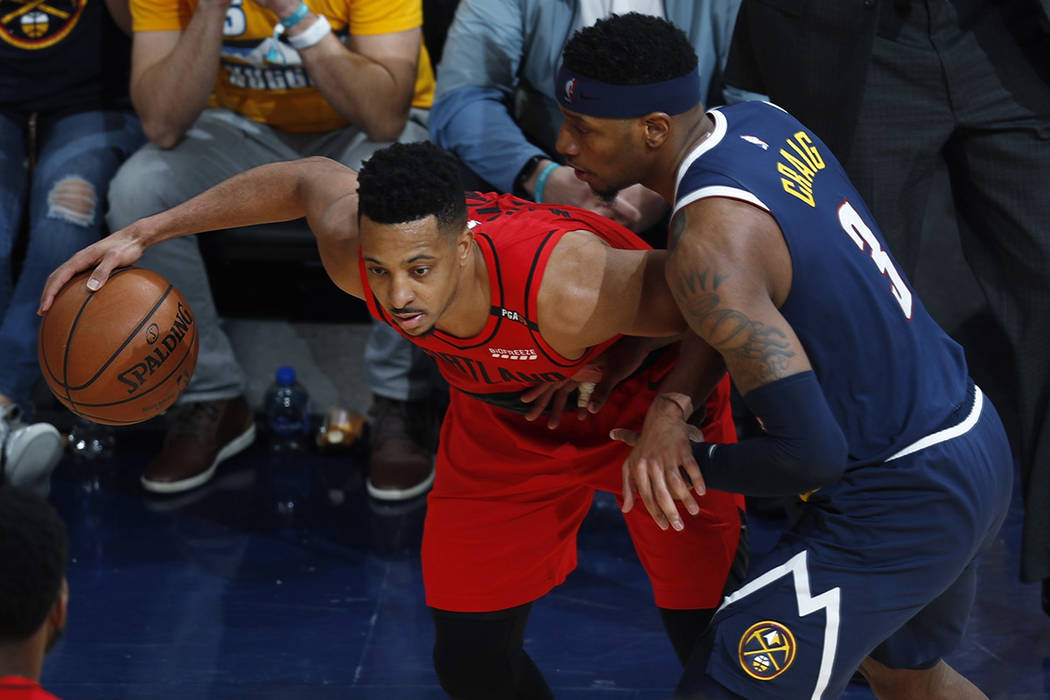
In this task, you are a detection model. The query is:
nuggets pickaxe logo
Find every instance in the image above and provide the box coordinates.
[1,0,84,49]
[738,620,797,680]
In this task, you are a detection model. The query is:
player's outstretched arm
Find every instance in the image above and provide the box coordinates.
[39,157,363,314]
[536,230,687,357]
[521,230,688,426]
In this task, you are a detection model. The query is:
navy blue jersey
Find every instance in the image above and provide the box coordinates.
[675,101,969,466]
[0,0,131,116]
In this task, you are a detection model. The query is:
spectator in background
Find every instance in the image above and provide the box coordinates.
[429,0,748,243]
[0,0,144,497]
[722,0,1050,608]
[105,0,441,499]
[0,485,69,700]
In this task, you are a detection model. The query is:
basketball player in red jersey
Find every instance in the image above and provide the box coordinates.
[39,142,745,699]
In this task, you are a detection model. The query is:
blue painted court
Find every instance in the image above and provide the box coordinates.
[39,423,1050,699]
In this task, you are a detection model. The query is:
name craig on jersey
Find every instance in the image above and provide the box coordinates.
[426,350,565,386]
[778,131,825,207]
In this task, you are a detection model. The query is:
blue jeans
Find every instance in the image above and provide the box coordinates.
[0,109,144,418]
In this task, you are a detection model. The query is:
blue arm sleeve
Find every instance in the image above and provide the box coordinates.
[694,371,848,496]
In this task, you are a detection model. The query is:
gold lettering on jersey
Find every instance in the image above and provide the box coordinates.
[223,0,246,36]
[778,131,825,207]
[225,64,311,90]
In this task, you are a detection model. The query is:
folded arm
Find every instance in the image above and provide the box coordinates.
[301,26,422,141]
[130,0,232,148]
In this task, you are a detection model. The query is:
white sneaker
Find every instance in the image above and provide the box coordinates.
[1,405,64,498]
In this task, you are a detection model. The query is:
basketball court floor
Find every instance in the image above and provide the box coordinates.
[33,405,1050,698]
[31,205,1050,697]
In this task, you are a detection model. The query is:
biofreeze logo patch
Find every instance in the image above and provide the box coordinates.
[489,347,538,361]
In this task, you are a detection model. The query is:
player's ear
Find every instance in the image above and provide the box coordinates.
[51,578,68,631]
[456,225,473,266]
[641,112,672,149]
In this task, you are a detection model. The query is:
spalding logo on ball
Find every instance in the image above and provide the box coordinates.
[37,267,199,425]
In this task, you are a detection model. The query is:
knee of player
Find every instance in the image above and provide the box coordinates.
[46,175,97,227]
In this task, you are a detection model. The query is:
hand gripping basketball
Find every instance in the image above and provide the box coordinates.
[37,267,199,425]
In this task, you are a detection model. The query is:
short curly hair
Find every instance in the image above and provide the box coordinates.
[357,141,467,234]
[562,12,697,85]
[0,485,67,643]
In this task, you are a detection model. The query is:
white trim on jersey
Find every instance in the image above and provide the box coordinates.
[886,385,984,462]
[674,108,728,202]
[673,186,770,219]
[672,110,771,219]
[717,550,841,700]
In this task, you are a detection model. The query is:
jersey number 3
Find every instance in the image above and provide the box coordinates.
[838,201,913,319]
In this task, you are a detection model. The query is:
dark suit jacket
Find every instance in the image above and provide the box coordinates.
[725,0,1050,165]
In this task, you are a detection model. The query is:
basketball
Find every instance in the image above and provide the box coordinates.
[37,267,199,426]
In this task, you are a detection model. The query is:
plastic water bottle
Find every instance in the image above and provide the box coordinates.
[263,365,311,451]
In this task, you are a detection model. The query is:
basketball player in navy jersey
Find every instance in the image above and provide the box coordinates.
[554,12,1013,700]
[38,142,747,698]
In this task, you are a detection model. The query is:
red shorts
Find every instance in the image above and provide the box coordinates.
[423,354,745,613]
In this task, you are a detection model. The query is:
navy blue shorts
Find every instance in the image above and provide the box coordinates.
[678,384,1013,699]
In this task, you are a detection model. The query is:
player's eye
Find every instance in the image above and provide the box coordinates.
[367,266,386,276]
[412,267,430,277]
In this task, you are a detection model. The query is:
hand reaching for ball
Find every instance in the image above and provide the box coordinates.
[38,221,150,315]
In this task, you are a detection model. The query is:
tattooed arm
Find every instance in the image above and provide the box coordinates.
[616,197,847,530]
[665,197,806,392]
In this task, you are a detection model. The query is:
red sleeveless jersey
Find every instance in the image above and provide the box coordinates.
[358,194,745,614]
[360,191,653,405]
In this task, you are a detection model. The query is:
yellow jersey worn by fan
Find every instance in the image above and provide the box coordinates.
[131,0,435,131]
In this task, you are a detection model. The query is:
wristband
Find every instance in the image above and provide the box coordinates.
[279,1,310,29]
[513,154,544,198]
[288,14,331,50]
[533,161,560,203]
